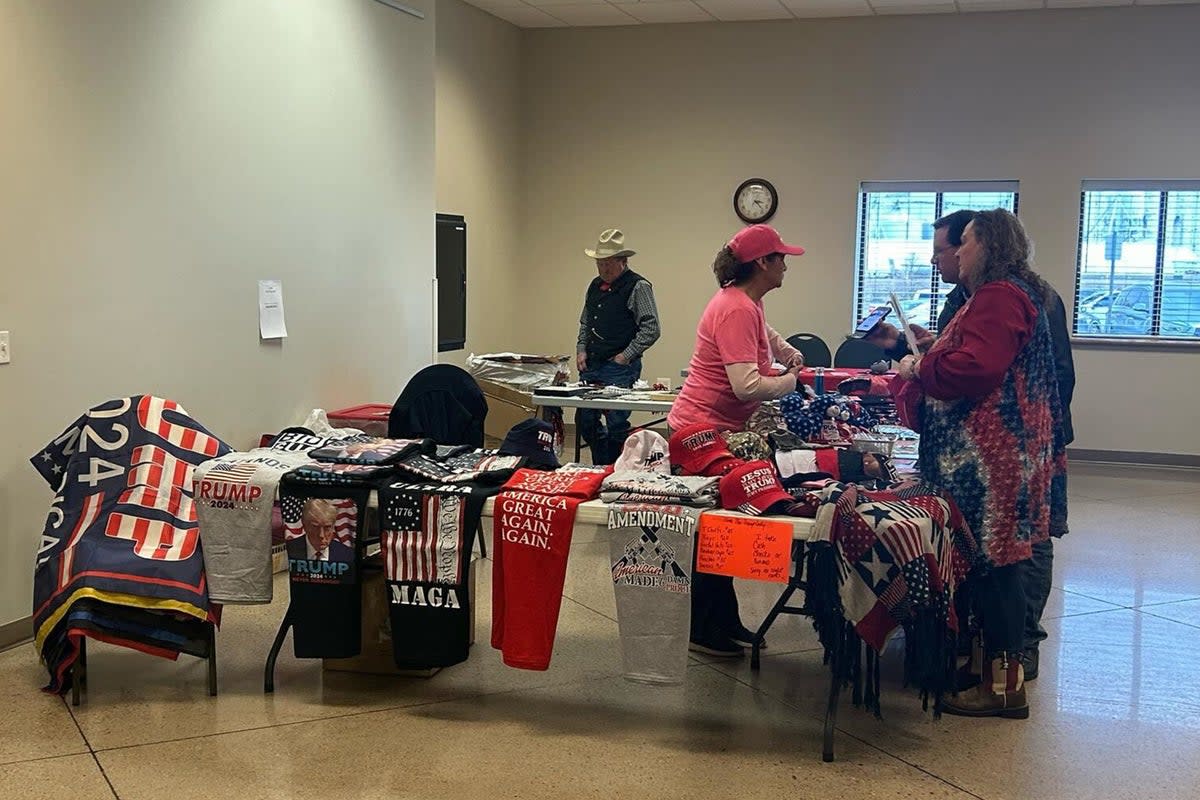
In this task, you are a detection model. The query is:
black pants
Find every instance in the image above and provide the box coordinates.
[1021,539,1054,653]
[974,562,1026,656]
[690,572,743,641]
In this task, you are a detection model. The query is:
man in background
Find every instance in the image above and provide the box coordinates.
[869,208,1075,680]
[576,228,661,464]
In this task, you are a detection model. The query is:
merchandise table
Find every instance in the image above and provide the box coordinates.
[263,495,851,760]
[678,367,893,388]
[531,392,675,462]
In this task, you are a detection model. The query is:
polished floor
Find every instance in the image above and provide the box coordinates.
[2,462,1199,799]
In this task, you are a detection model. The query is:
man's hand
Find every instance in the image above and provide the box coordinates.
[576,352,588,373]
[911,324,935,353]
[612,352,630,366]
[865,322,901,351]
[786,352,805,369]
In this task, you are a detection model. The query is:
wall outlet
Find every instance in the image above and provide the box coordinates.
[0,331,9,364]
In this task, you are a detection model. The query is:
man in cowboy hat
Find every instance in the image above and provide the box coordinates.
[575,228,661,464]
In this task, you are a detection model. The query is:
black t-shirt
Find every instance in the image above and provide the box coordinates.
[279,475,369,659]
[378,481,498,669]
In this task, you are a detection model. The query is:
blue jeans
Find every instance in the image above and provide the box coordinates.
[578,357,641,465]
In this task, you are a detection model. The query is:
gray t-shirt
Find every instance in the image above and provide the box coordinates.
[607,502,700,685]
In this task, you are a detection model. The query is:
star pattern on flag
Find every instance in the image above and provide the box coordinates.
[51,464,63,474]
[862,504,895,527]
[41,451,54,462]
[280,494,304,525]
[856,543,894,590]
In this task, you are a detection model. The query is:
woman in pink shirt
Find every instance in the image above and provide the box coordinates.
[669,224,806,657]
[669,224,807,433]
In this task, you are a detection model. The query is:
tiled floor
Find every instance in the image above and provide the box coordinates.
[2,462,1198,799]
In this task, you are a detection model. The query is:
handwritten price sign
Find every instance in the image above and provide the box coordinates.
[696,515,791,583]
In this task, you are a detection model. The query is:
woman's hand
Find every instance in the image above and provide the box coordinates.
[897,354,921,381]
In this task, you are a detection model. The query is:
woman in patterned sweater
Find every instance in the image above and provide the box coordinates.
[895,209,1067,719]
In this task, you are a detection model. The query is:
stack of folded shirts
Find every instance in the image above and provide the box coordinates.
[600,471,719,507]
[394,449,525,486]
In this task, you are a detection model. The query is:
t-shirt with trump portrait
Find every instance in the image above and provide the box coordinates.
[278,473,369,659]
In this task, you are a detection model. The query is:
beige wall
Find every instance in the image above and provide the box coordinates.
[518,6,1200,455]
[0,0,436,626]
[435,0,524,364]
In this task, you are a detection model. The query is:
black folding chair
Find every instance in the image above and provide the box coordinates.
[388,364,488,447]
[834,338,886,369]
[389,364,490,557]
[786,333,832,368]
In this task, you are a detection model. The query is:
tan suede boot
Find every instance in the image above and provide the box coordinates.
[942,654,1029,719]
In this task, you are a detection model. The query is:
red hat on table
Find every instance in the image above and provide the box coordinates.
[669,423,741,477]
[728,224,806,263]
[719,460,794,516]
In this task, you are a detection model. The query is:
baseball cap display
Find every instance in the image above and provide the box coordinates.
[668,423,742,477]
[499,419,560,470]
[718,460,793,516]
[613,430,671,474]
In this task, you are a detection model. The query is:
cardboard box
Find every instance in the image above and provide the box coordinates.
[476,378,538,441]
[323,560,478,677]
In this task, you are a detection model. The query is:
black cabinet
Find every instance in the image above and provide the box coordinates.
[436,214,466,352]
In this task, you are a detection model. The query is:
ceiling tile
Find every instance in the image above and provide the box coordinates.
[462,0,529,10]
[956,0,1044,10]
[614,1,718,23]
[523,0,612,6]
[869,1,958,13]
[543,3,643,23]
[1134,0,1200,5]
[480,4,570,26]
[1046,0,1131,6]
[695,0,796,21]
[781,0,873,16]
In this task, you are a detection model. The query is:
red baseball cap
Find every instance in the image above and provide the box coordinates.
[719,460,794,515]
[728,224,806,263]
[669,423,742,477]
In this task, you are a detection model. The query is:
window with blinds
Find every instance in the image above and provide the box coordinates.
[1074,181,1200,341]
[854,181,1018,332]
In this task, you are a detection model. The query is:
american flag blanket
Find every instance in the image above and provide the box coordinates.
[31,396,231,693]
[791,480,983,713]
[798,480,980,653]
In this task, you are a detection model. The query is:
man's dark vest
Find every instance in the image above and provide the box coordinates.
[585,269,646,363]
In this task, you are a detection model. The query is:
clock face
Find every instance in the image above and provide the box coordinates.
[734,179,777,223]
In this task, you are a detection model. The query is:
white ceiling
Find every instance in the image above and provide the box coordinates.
[463,0,1197,28]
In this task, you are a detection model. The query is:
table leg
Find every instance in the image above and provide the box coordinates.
[822,627,843,763]
[751,584,796,672]
[207,624,218,697]
[264,607,294,694]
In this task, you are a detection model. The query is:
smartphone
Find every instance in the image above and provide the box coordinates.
[850,306,890,339]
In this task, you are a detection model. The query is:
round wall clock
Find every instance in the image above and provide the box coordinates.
[734,178,778,224]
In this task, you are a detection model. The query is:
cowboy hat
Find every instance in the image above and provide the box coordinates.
[584,228,636,259]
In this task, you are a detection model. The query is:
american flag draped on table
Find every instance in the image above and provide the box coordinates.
[791,480,982,712]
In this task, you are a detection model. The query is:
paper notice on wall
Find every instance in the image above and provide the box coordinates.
[258,280,288,339]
